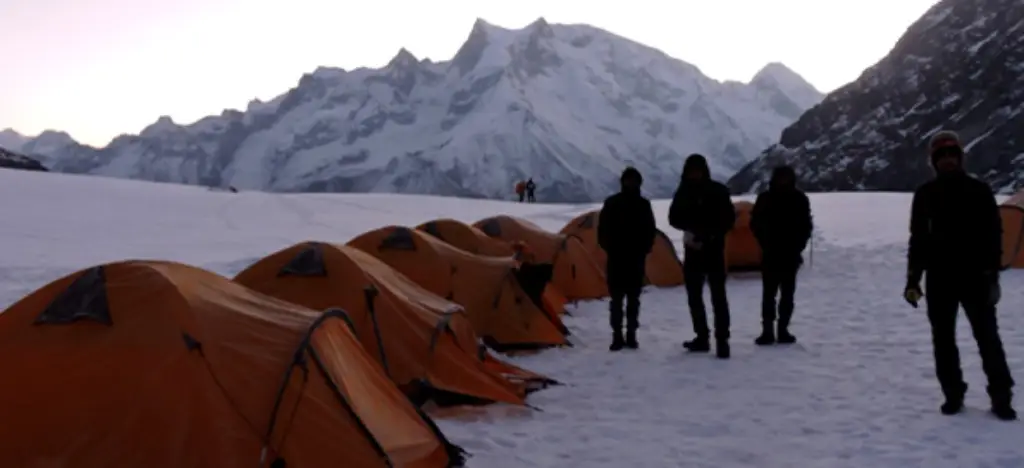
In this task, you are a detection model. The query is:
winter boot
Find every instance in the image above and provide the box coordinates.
[754,322,775,346]
[940,383,967,415]
[610,330,624,351]
[716,339,730,359]
[776,324,797,344]
[625,329,638,349]
[990,391,1017,421]
[683,336,710,353]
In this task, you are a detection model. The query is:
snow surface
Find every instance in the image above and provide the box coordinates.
[2,168,1023,467]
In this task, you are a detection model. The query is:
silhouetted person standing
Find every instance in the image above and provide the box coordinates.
[669,154,736,359]
[750,165,813,345]
[526,178,537,203]
[598,167,657,351]
[904,130,1016,420]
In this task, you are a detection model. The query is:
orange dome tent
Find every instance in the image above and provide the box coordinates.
[418,219,568,318]
[235,242,552,406]
[347,227,569,351]
[1001,190,1024,268]
[474,215,608,301]
[0,260,462,468]
[417,218,516,257]
[725,200,762,272]
[559,210,684,287]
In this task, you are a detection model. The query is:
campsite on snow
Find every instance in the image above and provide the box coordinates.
[0,168,1023,467]
[3,0,1024,465]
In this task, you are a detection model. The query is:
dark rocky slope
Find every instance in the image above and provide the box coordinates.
[729,0,1024,194]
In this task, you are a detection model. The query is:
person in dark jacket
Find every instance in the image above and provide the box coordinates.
[904,130,1016,420]
[597,167,657,351]
[750,165,813,345]
[668,154,736,358]
[526,178,537,203]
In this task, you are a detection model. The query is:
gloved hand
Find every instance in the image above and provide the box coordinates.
[984,271,1001,306]
[683,231,703,250]
[903,282,923,308]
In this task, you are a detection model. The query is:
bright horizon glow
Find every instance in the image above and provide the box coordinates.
[1,0,940,147]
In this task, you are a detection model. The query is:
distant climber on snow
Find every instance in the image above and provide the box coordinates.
[668,154,736,359]
[526,178,537,203]
[597,167,657,351]
[904,129,1016,421]
[515,180,527,203]
[750,164,813,346]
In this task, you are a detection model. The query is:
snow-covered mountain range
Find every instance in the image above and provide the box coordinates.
[3,18,823,202]
[728,0,1024,194]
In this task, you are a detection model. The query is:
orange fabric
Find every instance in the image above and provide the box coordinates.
[0,260,452,468]
[725,201,762,271]
[559,210,684,287]
[347,227,568,350]
[416,218,516,257]
[542,284,567,317]
[515,182,526,194]
[1001,191,1024,268]
[234,242,534,406]
[474,215,608,300]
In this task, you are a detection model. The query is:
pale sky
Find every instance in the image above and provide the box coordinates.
[1,0,939,147]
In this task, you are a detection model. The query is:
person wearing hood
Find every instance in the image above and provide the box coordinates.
[597,167,657,351]
[668,154,736,358]
[904,130,1016,420]
[749,165,813,346]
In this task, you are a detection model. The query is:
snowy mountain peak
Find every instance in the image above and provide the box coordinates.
[32,130,75,147]
[451,19,513,76]
[0,128,28,152]
[527,17,554,38]
[752,62,805,87]
[388,48,419,68]
[140,116,178,137]
[15,18,823,202]
[750,62,822,110]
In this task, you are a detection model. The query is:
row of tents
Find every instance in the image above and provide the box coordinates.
[0,205,768,468]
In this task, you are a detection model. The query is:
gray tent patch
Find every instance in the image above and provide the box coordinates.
[279,243,328,277]
[379,227,417,250]
[478,218,502,237]
[35,266,113,325]
[421,221,443,240]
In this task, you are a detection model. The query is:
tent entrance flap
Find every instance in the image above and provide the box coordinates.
[34,266,112,325]
[421,221,443,240]
[478,219,502,237]
[278,243,328,277]
[380,228,418,251]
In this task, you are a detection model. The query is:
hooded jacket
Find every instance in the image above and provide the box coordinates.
[907,132,1002,281]
[597,168,657,260]
[750,165,813,267]
[667,154,735,248]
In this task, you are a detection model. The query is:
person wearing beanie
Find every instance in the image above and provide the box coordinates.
[905,129,1016,420]
[749,164,813,346]
[597,167,657,351]
[667,154,736,358]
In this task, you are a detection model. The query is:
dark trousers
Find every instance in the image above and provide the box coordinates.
[684,247,730,340]
[527,192,535,202]
[518,193,525,202]
[925,271,1014,400]
[607,256,644,332]
[761,263,799,327]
